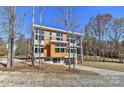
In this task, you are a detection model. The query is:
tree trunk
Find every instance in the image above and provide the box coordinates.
[39,7,43,68]
[7,7,16,68]
[7,33,13,68]
[102,49,105,62]
[80,35,83,63]
[64,8,71,71]
[31,6,35,67]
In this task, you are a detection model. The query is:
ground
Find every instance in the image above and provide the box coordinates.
[0,60,98,87]
[1,59,124,87]
[81,61,124,72]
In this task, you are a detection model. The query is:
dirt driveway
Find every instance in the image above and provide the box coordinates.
[0,71,124,87]
[0,62,124,87]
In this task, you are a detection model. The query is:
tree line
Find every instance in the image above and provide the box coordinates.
[83,14,124,62]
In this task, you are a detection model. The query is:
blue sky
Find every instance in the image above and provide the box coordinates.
[16,6,124,38]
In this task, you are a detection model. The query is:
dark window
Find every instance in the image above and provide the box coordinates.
[35,35,39,40]
[61,48,64,52]
[39,30,44,34]
[55,43,59,47]
[56,37,62,41]
[68,49,70,52]
[53,58,57,63]
[56,37,63,41]
[35,30,39,34]
[35,48,44,53]
[50,32,52,40]
[56,37,59,40]
[61,44,67,47]
[35,48,38,53]
[71,49,75,53]
[40,48,44,53]
[50,32,52,35]
[56,32,63,41]
[68,34,75,43]
[53,58,60,63]
[57,32,62,37]
[68,34,73,38]
[49,32,52,40]
[55,48,60,52]
[41,36,44,40]
[50,36,52,40]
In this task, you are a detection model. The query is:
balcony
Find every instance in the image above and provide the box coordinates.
[49,40,68,44]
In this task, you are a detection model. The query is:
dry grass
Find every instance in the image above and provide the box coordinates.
[81,61,124,72]
[83,55,119,62]
[0,61,98,76]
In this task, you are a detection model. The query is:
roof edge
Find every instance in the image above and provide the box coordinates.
[33,24,83,36]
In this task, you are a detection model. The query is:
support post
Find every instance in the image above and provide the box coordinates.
[80,35,83,64]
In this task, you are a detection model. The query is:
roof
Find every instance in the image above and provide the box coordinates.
[33,24,82,36]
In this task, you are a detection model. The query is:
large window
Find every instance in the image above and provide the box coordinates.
[68,34,73,39]
[55,48,65,53]
[35,35,39,40]
[35,29,44,35]
[35,35,44,40]
[55,48,60,52]
[56,37,63,41]
[40,36,44,40]
[57,32,62,37]
[68,34,75,43]
[61,48,64,52]
[35,29,39,34]
[68,48,76,53]
[56,32,63,41]
[55,43,59,47]
[55,43,67,48]
[71,49,76,53]
[35,48,44,53]
[39,30,44,35]
[35,29,44,40]
[55,43,67,53]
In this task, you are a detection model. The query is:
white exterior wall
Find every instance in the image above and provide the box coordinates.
[34,40,44,45]
[34,53,44,58]
[33,25,82,64]
[33,29,45,58]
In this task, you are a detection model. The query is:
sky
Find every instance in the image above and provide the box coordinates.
[1,6,124,50]
[3,6,124,39]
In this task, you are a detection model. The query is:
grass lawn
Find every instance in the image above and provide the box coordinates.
[83,55,119,62]
[0,61,98,76]
[81,61,124,72]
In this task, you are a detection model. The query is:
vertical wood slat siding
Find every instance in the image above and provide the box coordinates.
[43,30,68,58]
[44,30,50,57]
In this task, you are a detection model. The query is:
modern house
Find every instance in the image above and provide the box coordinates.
[32,24,83,64]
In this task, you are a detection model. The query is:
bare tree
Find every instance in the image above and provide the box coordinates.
[7,7,16,68]
[64,7,71,70]
[88,14,112,62]
[38,7,43,67]
[31,6,35,67]
[69,7,80,69]
[0,6,26,68]
[108,18,124,62]
[57,7,71,70]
